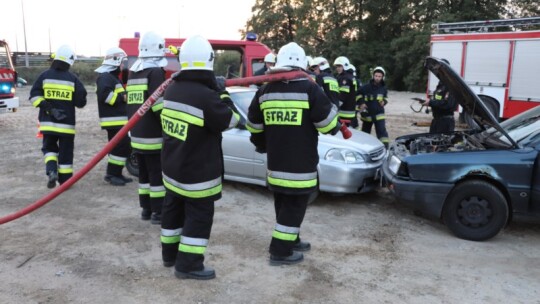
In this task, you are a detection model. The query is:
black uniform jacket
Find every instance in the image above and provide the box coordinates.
[96,72,127,130]
[30,66,87,137]
[357,79,388,116]
[160,71,240,202]
[126,67,165,154]
[430,81,457,118]
[246,78,339,195]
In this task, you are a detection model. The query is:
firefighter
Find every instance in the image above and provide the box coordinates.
[30,45,87,188]
[247,42,341,266]
[254,52,276,76]
[159,35,240,280]
[333,56,358,128]
[310,57,340,107]
[421,59,457,133]
[94,47,133,186]
[357,66,390,148]
[126,31,166,224]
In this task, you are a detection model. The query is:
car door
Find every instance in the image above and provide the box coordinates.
[222,127,255,179]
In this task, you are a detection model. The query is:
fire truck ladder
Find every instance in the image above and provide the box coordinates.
[433,16,540,33]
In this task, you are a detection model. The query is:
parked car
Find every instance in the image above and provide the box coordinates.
[383,56,540,241]
[127,87,386,200]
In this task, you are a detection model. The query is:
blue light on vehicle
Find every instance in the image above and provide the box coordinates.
[246,32,257,41]
[0,83,12,94]
[325,148,365,164]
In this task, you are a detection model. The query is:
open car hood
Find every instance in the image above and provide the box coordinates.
[424,57,518,147]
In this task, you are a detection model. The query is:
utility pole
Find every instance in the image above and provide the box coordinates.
[21,0,29,67]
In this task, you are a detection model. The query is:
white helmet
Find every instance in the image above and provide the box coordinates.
[306,55,314,67]
[138,31,166,58]
[102,47,127,67]
[312,57,330,70]
[373,66,386,79]
[275,42,307,70]
[53,45,76,66]
[179,35,214,71]
[333,56,350,68]
[264,53,276,63]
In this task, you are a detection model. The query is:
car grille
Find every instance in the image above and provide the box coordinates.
[368,147,386,162]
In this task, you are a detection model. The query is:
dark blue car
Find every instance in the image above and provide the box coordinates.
[383,57,540,241]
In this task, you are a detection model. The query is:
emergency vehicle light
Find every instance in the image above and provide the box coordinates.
[0,83,11,94]
[246,32,257,41]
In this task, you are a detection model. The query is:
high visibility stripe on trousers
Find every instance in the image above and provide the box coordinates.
[161,228,182,244]
[272,223,299,242]
[178,236,208,255]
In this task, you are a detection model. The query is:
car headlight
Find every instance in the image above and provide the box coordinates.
[324,148,365,164]
[388,155,402,175]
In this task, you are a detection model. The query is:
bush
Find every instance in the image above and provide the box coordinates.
[17,62,101,86]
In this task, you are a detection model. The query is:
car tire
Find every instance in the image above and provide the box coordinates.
[126,150,139,177]
[463,95,499,129]
[442,180,508,241]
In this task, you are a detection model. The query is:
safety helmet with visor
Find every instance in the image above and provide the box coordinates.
[53,45,77,66]
[179,35,214,71]
[274,42,307,70]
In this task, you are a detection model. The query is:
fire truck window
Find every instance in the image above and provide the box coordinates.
[0,46,10,68]
[252,59,264,75]
[214,50,241,79]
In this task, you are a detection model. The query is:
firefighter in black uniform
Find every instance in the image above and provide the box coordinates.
[159,35,240,280]
[357,66,390,148]
[310,56,340,107]
[30,45,87,188]
[333,56,358,128]
[126,32,167,224]
[421,59,457,133]
[254,52,276,76]
[95,47,133,186]
[247,42,341,266]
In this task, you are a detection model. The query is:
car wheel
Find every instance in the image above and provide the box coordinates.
[126,150,139,177]
[463,95,499,129]
[442,180,508,241]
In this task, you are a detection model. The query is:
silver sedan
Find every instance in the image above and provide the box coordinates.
[224,87,386,194]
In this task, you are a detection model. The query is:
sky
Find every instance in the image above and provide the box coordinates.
[2,0,257,57]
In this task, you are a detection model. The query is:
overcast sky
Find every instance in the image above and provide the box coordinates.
[2,0,256,56]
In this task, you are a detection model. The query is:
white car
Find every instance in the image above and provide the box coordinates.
[223,87,385,194]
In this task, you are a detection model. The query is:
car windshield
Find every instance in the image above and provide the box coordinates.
[484,105,540,146]
[229,90,256,116]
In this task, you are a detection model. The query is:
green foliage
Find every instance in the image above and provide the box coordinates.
[17,62,101,86]
[244,0,534,92]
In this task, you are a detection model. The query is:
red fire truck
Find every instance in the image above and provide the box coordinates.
[119,34,272,80]
[0,39,19,114]
[429,17,540,121]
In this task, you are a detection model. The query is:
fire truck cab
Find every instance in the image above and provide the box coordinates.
[119,34,272,81]
[429,17,540,121]
[0,39,19,114]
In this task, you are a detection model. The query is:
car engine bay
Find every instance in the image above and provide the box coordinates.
[392,132,486,156]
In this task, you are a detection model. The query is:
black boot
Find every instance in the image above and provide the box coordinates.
[151,212,161,225]
[141,208,151,221]
[47,171,58,189]
[119,174,133,183]
[175,266,216,280]
[269,251,304,266]
[293,240,311,252]
[104,175,126,186]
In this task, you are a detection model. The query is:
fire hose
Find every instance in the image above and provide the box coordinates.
[0,70,351,225]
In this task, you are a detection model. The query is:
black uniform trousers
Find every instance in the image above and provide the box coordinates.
[361,112,389,148]
[42,134,74,184]
[430,116,455,134]
[270,192,310,256]
[161,192,214,272]
[137,153,163,214]
[105,128,130,177]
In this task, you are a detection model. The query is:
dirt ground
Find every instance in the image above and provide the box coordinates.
[2,85,540,304]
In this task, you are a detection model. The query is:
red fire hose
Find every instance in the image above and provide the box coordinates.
[0,70,350,225]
